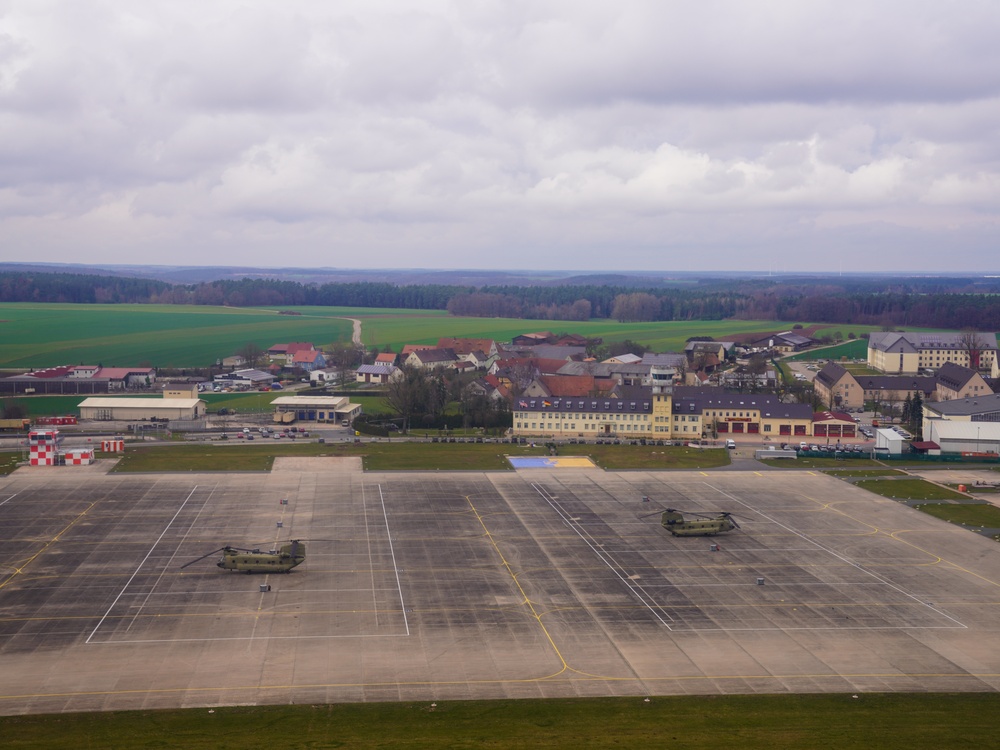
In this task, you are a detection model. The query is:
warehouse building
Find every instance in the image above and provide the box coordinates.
[78,397,205,421]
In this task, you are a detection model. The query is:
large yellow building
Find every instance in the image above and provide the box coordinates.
[512,387,814,441]
[868,332,998,375]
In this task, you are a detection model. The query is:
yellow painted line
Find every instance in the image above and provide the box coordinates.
[0,501,98,591]
[465,495,569,677]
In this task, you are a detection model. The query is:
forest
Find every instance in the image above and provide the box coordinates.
[2,269,999,330]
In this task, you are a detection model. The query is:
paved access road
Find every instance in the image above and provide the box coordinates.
[1,458,998,715]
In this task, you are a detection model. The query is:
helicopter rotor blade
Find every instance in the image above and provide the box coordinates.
[721,512,742,529]
[180,547,228,569]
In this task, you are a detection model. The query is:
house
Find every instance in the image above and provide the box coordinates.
[867,331,999,375]
[512,332,554,346]
[355,364,398,385]
[813,363,863,410]
[221,355,247,369]
[853,374,936,413]
[684,341,735,363]
[460,350,495,370]
[498,342,588,361]
[267,342,316,365]
[437,338,499,357]
[464,375,510,403]
[400,344,436,357]
[602,353,642,365]
[374,352,398,366]
[290,349,327,372]
[933,362,992,401]
[309,367,340,385]
[404,348,458,370]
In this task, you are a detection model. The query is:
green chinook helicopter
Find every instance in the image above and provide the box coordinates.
[181,540,309,573]
[642,507,741,537]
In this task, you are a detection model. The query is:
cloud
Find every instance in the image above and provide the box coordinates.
[0,0,998,272]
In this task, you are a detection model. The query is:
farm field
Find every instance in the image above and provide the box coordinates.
[0,304,354,368]
[0,302,878,368]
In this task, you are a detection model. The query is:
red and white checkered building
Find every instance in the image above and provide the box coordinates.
[27,428,94,466]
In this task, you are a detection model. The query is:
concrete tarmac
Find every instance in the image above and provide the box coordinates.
[1,457,999,715]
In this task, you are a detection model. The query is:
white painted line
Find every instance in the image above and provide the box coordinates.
[86,485,205,644]
[361,482,381,626]
[532,483,677,630]
[125,485,217,632]
[0,490,22,508]
[705,482,968,629]
[378,483,410,636]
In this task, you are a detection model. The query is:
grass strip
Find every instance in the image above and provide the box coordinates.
[914,502,1000,528]
[759,457,882,469]
[2,694,998,750]
[825,469,907,477]
[110,441,731,473]
[854,478,969,501]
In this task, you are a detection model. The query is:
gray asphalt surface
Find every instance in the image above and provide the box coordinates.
[2,457,998,715]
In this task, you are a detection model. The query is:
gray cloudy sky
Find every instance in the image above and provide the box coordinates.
[2,1,998,273]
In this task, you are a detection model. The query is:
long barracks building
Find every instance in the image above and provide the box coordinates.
[512,386,814,441]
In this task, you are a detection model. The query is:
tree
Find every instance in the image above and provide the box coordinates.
[959,329,987,371]
[236,342,265,369]
[910,391,924,436]
[383,365,448,432]
[383,365,425,433]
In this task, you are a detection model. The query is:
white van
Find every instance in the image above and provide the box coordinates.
[725,439,736,449]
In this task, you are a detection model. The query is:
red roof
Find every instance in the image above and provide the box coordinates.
[812,410,854,423]
[401,344,435,355]
[536,375,615,397]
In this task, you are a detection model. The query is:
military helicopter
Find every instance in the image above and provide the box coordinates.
[181,540,310,573]
[641,507,741,537]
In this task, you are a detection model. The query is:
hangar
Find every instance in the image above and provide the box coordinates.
[78,397,206,421]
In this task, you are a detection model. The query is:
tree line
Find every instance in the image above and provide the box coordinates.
[2,270,1000,328]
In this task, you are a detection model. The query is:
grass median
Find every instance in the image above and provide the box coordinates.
[110,440,731,472]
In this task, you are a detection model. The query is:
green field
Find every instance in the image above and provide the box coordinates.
[2,694,997,749]
[0,304,355,368]
[0,302,861,368]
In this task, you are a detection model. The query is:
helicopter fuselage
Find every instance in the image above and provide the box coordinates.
[217,543,304,573]
[661,511,737,536]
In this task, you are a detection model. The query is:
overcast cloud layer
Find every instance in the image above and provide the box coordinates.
[2,1,998,273]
